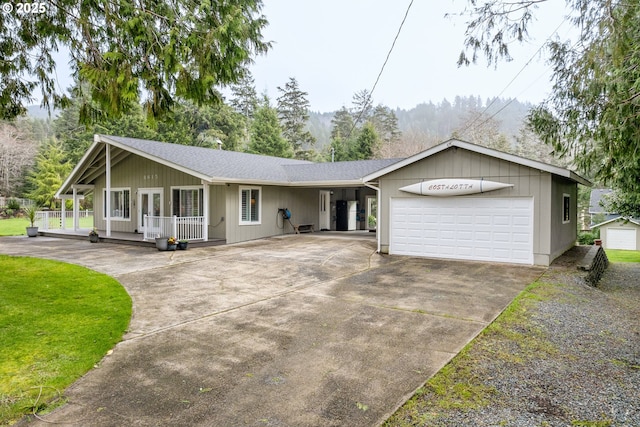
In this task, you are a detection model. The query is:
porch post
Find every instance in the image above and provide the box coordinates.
[61,196,66,230]
[202,182,209,241]
[105,143,111,237]
[72,188,79,231]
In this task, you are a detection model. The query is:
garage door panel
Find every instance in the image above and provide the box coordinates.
[391,197,533,264]
[607,228,636,250]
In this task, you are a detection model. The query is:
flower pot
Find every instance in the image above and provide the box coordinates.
[89,234,99,243]
[155,237,169,251]
[167,244,177,251]
[177,241,188,250]
[26,226,38,237]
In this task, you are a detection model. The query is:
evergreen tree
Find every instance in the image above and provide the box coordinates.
[458,0,640,216]
[276,77,316,158]
[1,0,270,122]
[27,141,72,208]
[330,107,355,141]
[350,89,374,126]
[230,73,259,120]
[371,104,401,145]
[247,96,293,158]
[350,122,379,160]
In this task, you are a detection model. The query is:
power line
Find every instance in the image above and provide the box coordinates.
[458,15,570,136]
[347,0,414,138]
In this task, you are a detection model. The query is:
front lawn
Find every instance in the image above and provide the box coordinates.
[0,218,29,236]
[606,249,640,263]
[0,256,131,424]
[0,216,94,236]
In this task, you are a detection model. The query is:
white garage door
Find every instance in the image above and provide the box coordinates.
[607,228,637,250]
[390,197,533,264]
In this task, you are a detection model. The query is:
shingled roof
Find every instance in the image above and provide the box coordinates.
[57,135,402,196]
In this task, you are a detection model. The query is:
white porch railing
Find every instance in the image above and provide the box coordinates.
[143,215,205,241]
[35,210,94,230]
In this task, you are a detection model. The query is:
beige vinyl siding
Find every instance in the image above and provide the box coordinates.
[225,185,319,244]
[549,175,578,261]
[377,147,555,264]
[95,154,202,233]
[207,184,226,240]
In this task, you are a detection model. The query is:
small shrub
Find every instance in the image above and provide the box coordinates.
[578,231,596,245]
[6,199,20,210]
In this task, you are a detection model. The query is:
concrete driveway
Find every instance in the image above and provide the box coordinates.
[2,235,545,426]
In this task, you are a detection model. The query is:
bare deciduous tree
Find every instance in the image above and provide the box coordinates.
[0,122,37,196]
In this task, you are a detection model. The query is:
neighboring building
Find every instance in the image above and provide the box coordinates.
[57,136,590,266]
[591,217,640,251]
[589,189,620,225]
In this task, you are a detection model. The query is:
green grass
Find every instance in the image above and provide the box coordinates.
[605,249,640,263]
[0,256,131,424]
[0,218,30,236]
[0,216,94,236]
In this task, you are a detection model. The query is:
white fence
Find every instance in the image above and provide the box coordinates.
[35,210,94,230]
[0,197,34,208]
[143,215,205,241]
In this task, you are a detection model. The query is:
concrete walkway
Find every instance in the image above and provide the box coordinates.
[2,235,545,426]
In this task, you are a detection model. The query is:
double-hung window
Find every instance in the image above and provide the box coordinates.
[172,187,203,217]
[240,186,261,225]
[103,188,131,220]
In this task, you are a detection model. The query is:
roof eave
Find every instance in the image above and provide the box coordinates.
[363,138,592,186]
[97,135,212,183]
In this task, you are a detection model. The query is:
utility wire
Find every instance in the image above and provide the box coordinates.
[347,0,414,139]
[458,15,570,136]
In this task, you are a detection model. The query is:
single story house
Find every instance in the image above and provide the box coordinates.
[57,135,590,266]
[591,217,640,251]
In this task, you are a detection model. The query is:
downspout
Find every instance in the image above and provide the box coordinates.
[202,180,210,241]
[106,143,111,237]
[364,181,381,253]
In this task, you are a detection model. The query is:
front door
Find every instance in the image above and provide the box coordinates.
[138,188,163,234]
[319,190,331,231]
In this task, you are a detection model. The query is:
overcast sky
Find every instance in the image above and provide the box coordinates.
[249,0,573,112]
[45,1,572,114]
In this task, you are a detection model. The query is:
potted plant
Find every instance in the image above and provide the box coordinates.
[368,214,377,232]
[167,236,177,251]
[89,228,99,243]
[155,236,169,251]
[177,239,189,250]
[24,206,39,237]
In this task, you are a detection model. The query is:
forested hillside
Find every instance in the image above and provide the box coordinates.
[308,96,533,150]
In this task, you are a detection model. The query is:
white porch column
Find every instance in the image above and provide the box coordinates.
[61,197,67,230]
[72,188,79,230]
[202,181,209,241]
[105,143,111,237]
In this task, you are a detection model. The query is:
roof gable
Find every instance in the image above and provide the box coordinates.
[362,138,591,186]
[591,216,640,228]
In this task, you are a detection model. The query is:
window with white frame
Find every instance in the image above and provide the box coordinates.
[172,187,203,217]
[562,193,571,224]
[103,188,131,220]
[240,186,261,224]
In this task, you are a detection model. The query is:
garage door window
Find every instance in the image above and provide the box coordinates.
[562,194,571,224]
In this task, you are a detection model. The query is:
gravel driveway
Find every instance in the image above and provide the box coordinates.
[386,246,640,426]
